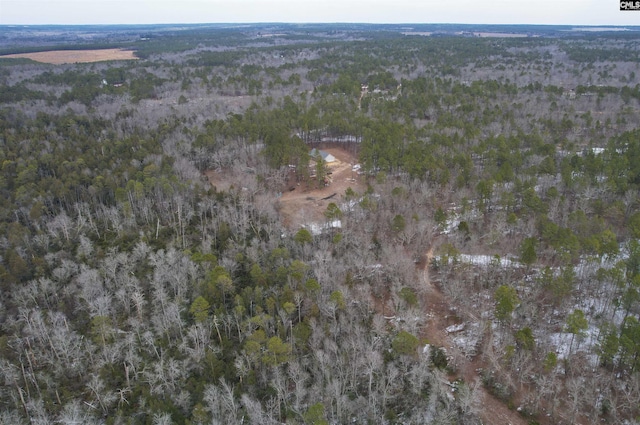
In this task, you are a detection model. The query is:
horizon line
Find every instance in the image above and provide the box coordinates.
[2,22,640,28]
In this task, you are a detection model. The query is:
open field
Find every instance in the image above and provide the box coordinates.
[0,48,138,64]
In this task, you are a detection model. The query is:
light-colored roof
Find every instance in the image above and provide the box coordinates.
[310,148,336,163]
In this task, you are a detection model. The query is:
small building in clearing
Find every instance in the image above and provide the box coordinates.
[310,148,336,163]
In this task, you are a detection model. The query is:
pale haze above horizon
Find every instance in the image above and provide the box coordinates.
[1,0,639,26]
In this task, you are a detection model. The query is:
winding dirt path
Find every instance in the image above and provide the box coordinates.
[419,248,527,425]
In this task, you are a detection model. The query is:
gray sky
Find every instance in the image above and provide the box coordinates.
[1,0,638,26]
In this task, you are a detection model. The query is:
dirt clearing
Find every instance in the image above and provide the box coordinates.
[1,49,138,64]
[276,147,365,229]
[203,146,365,230]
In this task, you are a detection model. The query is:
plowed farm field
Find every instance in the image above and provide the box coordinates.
[1,49,138,64]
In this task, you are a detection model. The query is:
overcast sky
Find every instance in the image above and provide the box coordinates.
[1,0,638,26]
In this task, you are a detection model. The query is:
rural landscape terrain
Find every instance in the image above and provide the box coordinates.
[1,23,640,424]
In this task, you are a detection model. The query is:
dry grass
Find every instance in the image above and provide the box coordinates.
[1,49,138,64]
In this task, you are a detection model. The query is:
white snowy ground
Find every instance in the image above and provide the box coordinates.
[437,243,633,366]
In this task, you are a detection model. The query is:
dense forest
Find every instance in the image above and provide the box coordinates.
[1,24,640,424]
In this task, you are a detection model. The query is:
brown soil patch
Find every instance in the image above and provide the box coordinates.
[1,49,138,64]
[277,147,365,229]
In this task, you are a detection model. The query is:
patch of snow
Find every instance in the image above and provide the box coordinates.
[445,323,465,334]
[547,323,600,366]
[304,220,342,235]
[548,332,576,359]
[451,322,481,357]
[458,254,518,268]
[441,217,460,234]
[320,135,361,143]
[340,199,359,213]
[306,223,323,235]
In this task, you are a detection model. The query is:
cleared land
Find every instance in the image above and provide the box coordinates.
[276,147,365,229]
[205,147,364,230]
[203,147,364,230]
[0,49,138,64]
